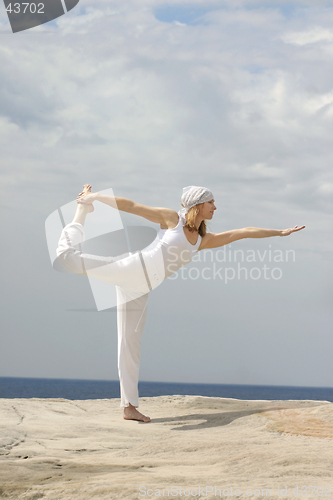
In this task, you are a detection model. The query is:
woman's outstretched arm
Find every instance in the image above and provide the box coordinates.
[200,225,306,250]
[77,190,177,225]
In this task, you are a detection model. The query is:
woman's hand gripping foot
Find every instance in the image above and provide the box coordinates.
[123,404,151,423]
[72,185,95,225]
[77,184,98,211]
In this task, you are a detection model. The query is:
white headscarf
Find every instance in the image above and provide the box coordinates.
[179,185,214,216]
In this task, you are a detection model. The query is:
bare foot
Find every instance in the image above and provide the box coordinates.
[79,203,94,213]
[77,184,94,212]
[123,404,151,423]
[77,184,92,198]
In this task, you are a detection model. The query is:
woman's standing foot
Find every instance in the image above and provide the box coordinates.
[123,404,151,423]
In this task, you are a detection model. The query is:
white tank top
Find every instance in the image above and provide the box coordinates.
[141,211,202,288]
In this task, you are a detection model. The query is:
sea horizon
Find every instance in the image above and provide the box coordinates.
[1,376,332,402]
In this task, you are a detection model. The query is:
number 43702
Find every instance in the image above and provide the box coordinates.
[6,3,45,14]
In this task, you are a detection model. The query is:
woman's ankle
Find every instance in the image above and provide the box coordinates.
[73,204,90,225]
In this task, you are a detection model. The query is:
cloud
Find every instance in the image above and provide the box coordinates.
[282,27,333,45]
[0,1,332,249]
[0,1,331,229]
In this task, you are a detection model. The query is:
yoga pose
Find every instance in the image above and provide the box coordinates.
[56,184,305,423]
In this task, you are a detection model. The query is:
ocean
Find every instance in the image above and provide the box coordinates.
[0,377,332,402]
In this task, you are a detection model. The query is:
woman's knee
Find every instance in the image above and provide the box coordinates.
[57,249,86,275]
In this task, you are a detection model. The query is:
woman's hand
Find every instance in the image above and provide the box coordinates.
[280,225,306,236]
[77,192,99,204]
[77,185,99,205]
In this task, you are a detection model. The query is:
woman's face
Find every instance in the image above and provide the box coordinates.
[199,200,216,219]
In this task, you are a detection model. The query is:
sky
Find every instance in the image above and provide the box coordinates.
[0,0,332,388]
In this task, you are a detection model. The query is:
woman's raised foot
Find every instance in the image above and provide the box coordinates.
[77,184,94,212]
[77,184,92,198]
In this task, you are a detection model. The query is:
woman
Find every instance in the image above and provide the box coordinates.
[56,184,305,423]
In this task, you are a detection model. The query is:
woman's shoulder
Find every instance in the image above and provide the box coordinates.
[197,231,216,251]
[159,209,180,230]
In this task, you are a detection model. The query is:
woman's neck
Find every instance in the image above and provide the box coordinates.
[195,214,204,229]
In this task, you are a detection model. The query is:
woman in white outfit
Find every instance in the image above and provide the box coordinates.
[56,184,305,423]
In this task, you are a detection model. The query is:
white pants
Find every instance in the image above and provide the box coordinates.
[56,222,151,408]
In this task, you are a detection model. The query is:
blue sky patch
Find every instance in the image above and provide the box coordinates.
[244,2,298,19]
[154,4,216,25]
[242,64,265,75]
